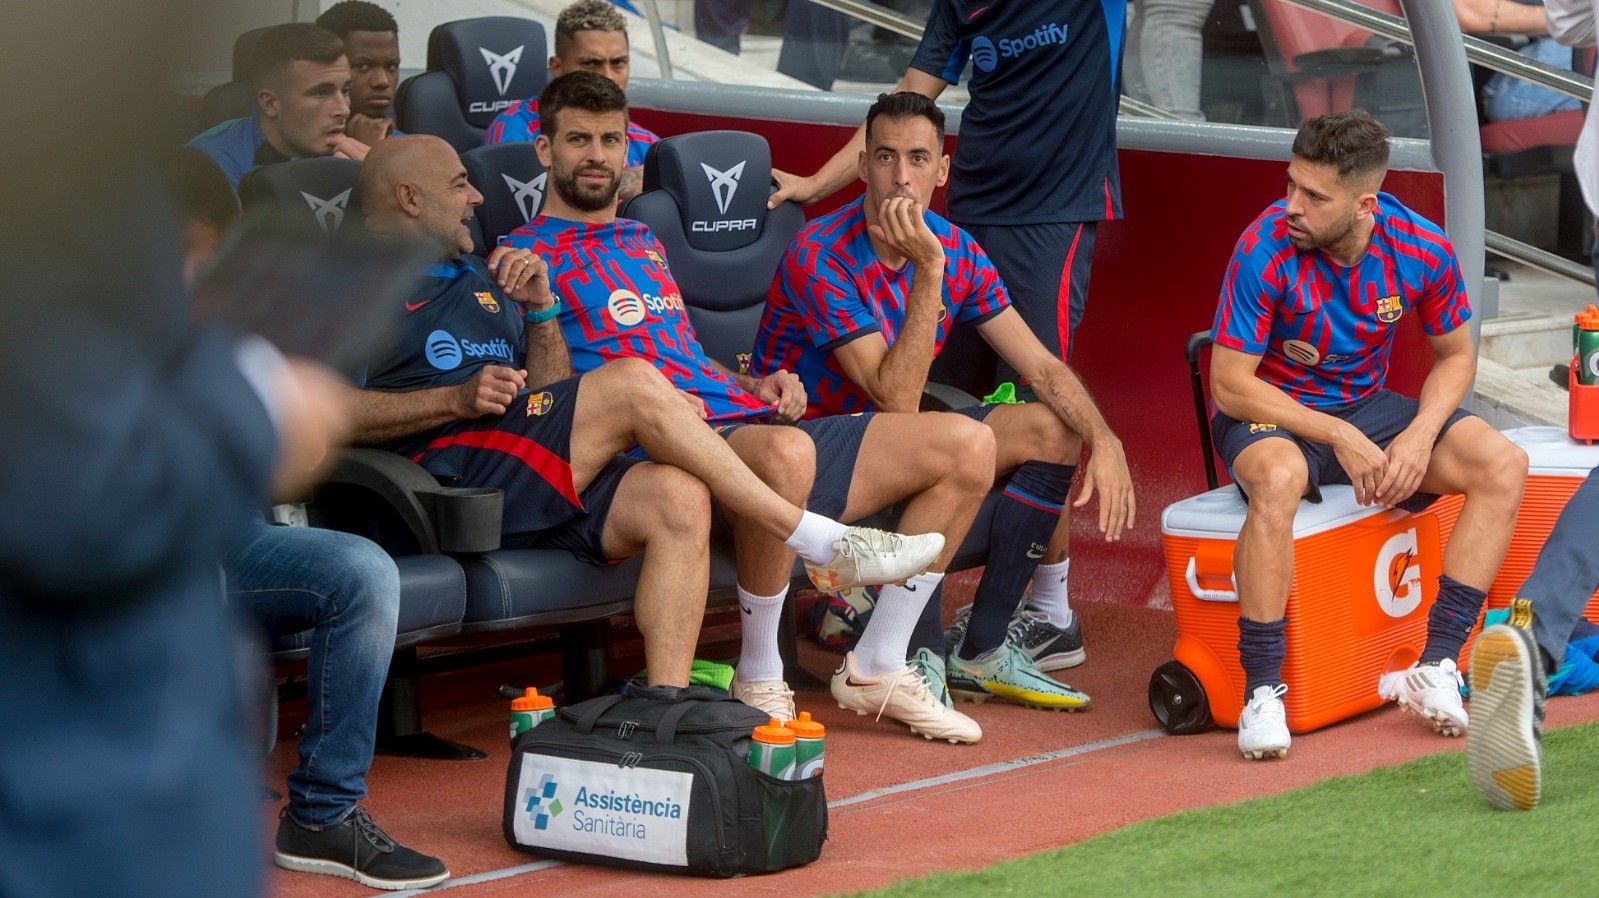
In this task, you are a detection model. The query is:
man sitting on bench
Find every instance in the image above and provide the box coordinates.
[353,135,944,697]
[754,91,1136,713]
[502,72,998,744]
[1210,110,1528,760]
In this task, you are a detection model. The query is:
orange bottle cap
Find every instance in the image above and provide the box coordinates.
[787,711,825,738]
[752,717,795,744]
[511,687,554,711]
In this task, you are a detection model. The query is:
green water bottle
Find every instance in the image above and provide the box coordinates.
[1580,310,1599,386]
[510,687,555,741]
[1575,305,1599,353]
[749,718,796,779]
[789,711,825,779]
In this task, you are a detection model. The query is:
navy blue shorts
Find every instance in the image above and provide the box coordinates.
[718,413,876,520]
[952,402,1002,424]
[963,221,1096,364]
[1211,388,1473,503]
[402,375,636,565]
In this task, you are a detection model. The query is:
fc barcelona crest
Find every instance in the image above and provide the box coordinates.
[527,391,554,417]
[646,249,667,268]
[1375,295,1404,323]
[476,291,501,314]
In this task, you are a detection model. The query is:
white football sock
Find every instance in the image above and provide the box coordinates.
[853,571,944,677]
[1027,558,1073,628]
[734,584,788,683]
[783,511,847,565]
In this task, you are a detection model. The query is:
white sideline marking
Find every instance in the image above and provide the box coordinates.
[385,728,1168,895]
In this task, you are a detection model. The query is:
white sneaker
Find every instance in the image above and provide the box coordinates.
[730,676,795,722]
[805,528,944,592]
[830,651,982,744]
[1378,658,1468,736]
[1237,684,1291,760]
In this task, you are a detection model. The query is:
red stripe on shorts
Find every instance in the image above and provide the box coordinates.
[1055,223,1085,362]
[412,429,581,508]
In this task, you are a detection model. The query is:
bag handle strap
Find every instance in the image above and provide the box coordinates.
[655,700,699,744]
[574,694,625,734]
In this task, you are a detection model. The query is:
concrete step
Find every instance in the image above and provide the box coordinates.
[1473,356,1567,429]
[1480,313,1573,369]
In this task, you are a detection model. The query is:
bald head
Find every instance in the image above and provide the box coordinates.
[360,135,482,256]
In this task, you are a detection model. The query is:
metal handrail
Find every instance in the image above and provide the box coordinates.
[641,0,674,80]
[805,0,925,41]
[1487,232,1598,286]
[1280,0,1593,102]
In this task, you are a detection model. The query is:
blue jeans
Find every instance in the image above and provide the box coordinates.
[1483,38,1582,122]
[226,523,400,827]
[1524,468,1599,666]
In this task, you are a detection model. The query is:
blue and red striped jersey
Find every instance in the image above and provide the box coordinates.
[502,215,775,425]
[1211,192,1471,409]
[483,98,659,168]
[753,196,1010,418]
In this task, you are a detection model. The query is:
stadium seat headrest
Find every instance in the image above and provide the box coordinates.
[425,17,548,129]
[232,26,276,81]
[461,143,548,251]
[237,157,364,235]
[642,131,773,254]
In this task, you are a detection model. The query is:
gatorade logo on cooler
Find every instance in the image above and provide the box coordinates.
[1373,527,1423,618]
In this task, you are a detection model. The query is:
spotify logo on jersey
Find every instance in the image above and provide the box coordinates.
[608,289,646,327]
[1282,339,1322,366]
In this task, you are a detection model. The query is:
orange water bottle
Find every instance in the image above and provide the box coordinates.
[510,687,555,741]
[788,711,825,779]
[749,718,797,779]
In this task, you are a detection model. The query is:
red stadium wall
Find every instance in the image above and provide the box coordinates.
[633,106,1449,607]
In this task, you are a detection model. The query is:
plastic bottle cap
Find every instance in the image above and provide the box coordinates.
[512,687,554,711]
[787,710,825,738]
[752,717,795,744]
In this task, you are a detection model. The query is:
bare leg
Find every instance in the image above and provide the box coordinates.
[721,425,817,595]
[565,358,804,540]
[1231,439,1311,623]
[597,461,712,688]
[1417,418,1528,590]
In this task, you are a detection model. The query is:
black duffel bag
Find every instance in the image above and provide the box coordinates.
[503,686,827,877]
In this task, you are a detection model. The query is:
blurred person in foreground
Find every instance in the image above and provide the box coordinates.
[0,3,351,894]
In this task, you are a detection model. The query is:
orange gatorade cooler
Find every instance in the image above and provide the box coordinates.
[1483,426,1599,621]
[1151,484,1463,735]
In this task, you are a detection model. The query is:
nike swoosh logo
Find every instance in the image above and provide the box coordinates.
[905,583,918,592]
[967,4,990,20]
[739,604,752,615]
[405,300,431,311]
[845,676,878,688]
[1026,549,1045,559]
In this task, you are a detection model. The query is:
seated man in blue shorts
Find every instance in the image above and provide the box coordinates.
[1210,110,1529,760]
[503,72,1060,743]
[753,91,1136,710]
[484,0,659,204]
[1467,465,1599,810]
[354,135,942,695]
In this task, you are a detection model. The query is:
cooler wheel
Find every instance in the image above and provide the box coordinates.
[1148,660,1211,735]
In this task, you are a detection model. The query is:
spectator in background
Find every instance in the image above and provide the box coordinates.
[485,0,660,203]
[1453,0,1582,123]
[1125,0,1215,121]
[161,148,449,892]
[1546,0,1599,284]
[316,0,404,145]
[188,23,370,187]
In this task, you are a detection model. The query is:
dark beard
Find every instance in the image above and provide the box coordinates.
[553,165,619,212]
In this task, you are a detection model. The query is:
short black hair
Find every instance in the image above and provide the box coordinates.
[316,0,398,38]
[1292,109,1390,183]
[537,70,627,137]
[161,147,241,234]
[865,91,945,147]
[248,23,347,88]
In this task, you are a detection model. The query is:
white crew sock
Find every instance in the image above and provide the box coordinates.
[783,511,847,565]
[734,584,788,683]
[852,571,945,677]
[1026,558,1073,628]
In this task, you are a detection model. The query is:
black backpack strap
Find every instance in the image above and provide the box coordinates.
[574,695,625,734]
[655,700,700,744]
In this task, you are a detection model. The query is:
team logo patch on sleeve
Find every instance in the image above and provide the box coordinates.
[1375,295,1405,323]
[645,249,667,268]
[527,391,554,417]
[476,291,501,314]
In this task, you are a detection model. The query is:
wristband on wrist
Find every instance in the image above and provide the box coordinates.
[523,301,562,325]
